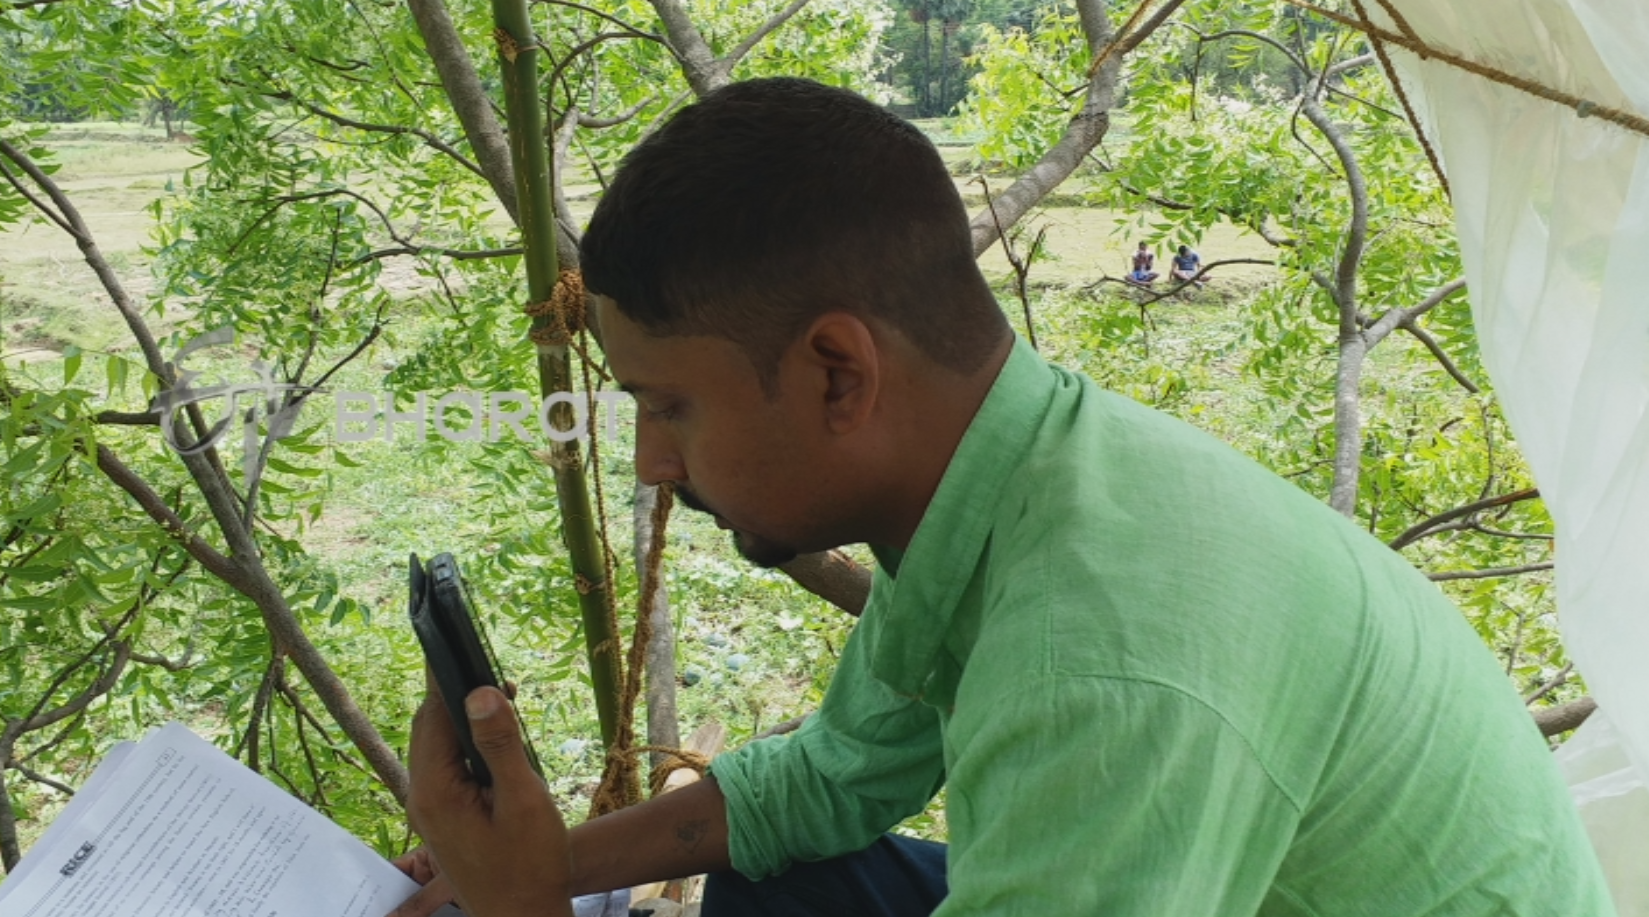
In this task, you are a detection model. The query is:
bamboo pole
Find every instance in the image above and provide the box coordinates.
[490,0,622,747]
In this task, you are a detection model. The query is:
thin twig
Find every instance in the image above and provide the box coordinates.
[7,762,74,796]
[1524,663,1573,705]
[974,176,1042,350]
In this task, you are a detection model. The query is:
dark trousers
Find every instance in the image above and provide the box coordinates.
[701,835,949,917]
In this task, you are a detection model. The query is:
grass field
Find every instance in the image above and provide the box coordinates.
[1,122,200,359]
[0,119,1277,359]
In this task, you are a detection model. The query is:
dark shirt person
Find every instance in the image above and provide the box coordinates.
[1128,242,1158,284]
[389,78,1613,917]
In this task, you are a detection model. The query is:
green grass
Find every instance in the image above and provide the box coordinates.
[2,122,199,362]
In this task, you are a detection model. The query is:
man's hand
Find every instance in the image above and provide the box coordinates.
[385,847,454,917]
[398,682,573,917]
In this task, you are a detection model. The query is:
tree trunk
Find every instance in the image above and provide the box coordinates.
[645,0,723,96]
[1330,333,1367,516]
[0,728,20,872]
[407,0,520,226]
[967,0,1121,255]
[936,25,951,115]
[1299,90,1369,518]
[919,17,932,115]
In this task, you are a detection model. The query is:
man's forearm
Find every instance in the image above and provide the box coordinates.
[567,775,733,895]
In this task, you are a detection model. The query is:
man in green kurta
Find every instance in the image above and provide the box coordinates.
[394,78,1614,917]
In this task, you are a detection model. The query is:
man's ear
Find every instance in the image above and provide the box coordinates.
[797,312,880,434]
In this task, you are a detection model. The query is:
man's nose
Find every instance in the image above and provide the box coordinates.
[634,423,685,486]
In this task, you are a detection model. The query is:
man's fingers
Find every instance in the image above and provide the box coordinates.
[390,850,420,878]
[464,686,537,795]
[391,847,439,885]
[384,872,455,917]
[408,670,472,824]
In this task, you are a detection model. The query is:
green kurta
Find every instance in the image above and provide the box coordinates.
[708,338,1613,916]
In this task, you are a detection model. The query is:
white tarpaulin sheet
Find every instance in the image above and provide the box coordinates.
[1382,0,1649,911]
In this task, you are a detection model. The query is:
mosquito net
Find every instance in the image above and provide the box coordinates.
[1378,0,1649,910]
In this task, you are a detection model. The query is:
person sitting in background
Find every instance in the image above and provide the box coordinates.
[1171,244,1204,287]
[1128,242,1158,285]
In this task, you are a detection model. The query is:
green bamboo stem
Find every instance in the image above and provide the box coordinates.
[491,0,622,747]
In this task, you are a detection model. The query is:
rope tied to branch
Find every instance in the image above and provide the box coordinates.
[526,269,587,347]
[587,483,704,819]
[1285,0,1649,140]
[1351,0,1452,198]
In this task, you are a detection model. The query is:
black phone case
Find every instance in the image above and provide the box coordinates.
[408,552,499,786]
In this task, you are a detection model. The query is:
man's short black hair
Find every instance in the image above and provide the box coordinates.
[581,77,1008,388]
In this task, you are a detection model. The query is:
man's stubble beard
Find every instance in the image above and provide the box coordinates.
[675,484,799,569]
[731,529,798,569]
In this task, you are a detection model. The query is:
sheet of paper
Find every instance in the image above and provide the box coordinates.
[2,739,136,892]
[0,723,424,917]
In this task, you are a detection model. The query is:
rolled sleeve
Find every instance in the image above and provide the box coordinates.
[709,618,946,880]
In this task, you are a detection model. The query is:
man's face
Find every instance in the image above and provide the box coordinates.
[597,297,836,567]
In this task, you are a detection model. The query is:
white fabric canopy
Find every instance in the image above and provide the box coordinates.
[1383,0,1649,911]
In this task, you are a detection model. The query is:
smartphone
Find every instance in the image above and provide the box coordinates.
[407,552,540,786]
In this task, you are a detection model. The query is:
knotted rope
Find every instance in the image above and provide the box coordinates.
[587,482,708,819]
[525,269,587,348]
[1349,0,1452,198]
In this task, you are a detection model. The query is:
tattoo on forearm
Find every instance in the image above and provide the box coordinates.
[675,818,710,853]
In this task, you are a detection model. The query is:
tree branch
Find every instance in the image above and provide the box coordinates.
[778,550,871,617]
[1524,663,1573,705]
[20,643,132,734]
[1388,487,1540,550]
[1427,562,1553,582]
[259,81,487,180]
[1401,319,1478,392]
[6,762,74,797]
[406,0,521,224]
[95,444,248,590]
[577,93,655,129]
[1362,278,1467,347]
[1534,696,1595,737]
[3,122,411,807]
[969,0,1145,256]
[1116,0,1190,56]
[1087,258,1275,306]
[646,0,722,96]
[722,0,813,73]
